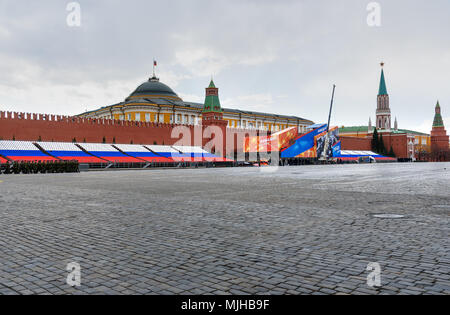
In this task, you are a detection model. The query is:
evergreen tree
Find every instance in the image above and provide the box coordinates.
[371,128,379,153]
[102,136,106,144]
[388,146,395,157]
[379,133,385,155]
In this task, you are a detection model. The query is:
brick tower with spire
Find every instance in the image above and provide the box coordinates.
[430,101,449,159]
[202,79,228,156]
[376,63,391,131]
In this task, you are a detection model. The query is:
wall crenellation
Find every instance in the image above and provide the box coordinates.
[0,110,192,129]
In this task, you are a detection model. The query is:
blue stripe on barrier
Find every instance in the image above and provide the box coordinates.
[48,151,90,157]
[89,151,127,157]
[122,152,161,157]
[0,150,48,157]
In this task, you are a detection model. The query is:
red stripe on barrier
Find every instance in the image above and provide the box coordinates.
[57,156,106,163]
[7,156,58,162]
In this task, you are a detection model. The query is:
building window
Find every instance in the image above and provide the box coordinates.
[145,113,150,122]
[127,114,132,121]
[135,113,140,121]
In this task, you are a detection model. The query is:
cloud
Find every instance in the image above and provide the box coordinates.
[171,33,276,76]
[0,25,10,38]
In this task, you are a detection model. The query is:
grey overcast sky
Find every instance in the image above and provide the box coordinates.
[0,0,449,133]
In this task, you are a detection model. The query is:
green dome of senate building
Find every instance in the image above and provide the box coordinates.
[126,76,181,101]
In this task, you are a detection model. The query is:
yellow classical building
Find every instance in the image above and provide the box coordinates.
[78,75,314,133]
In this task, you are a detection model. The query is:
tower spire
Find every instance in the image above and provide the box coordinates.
[378,62,388,95]
[433,100,444,127]
[376,62,391,130]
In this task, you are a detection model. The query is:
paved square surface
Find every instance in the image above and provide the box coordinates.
[0,163,449,295]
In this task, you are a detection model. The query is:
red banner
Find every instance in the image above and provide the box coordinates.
[244,127,298,153]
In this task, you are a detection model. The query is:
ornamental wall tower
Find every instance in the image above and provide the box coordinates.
[430,101,449,155]
[202,79,228,156]
[376,63,391,131]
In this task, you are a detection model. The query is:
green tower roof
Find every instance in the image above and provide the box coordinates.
[433,101,444,127]
[203,80,222,113]
[378,69,388,95]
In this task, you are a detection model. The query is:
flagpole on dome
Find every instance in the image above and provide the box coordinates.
[153,59,157,78]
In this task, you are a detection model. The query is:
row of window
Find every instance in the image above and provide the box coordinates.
[227,120,301,131]
[96,112,306,131]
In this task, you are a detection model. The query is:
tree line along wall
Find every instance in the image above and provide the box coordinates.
[0,111,261,153]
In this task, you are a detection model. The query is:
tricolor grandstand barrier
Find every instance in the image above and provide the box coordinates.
[77,143,143,163]
[172,145,203,162]
[335,150,397,162]
[172,146,232,162]
[37,142,105,163]
[0,141,57,162]
[144,145,182,162]
[113,144,173,163]
[0,141,233,166]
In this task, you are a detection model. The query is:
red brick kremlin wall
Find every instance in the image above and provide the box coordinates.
[0,111,261,154]
[0,111,173,144]
[341,134,409,159]
[340,136,372,151]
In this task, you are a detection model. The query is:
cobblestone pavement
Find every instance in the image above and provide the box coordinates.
[0,163,449,295]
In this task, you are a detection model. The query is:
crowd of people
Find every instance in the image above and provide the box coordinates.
[0,160,79,174]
